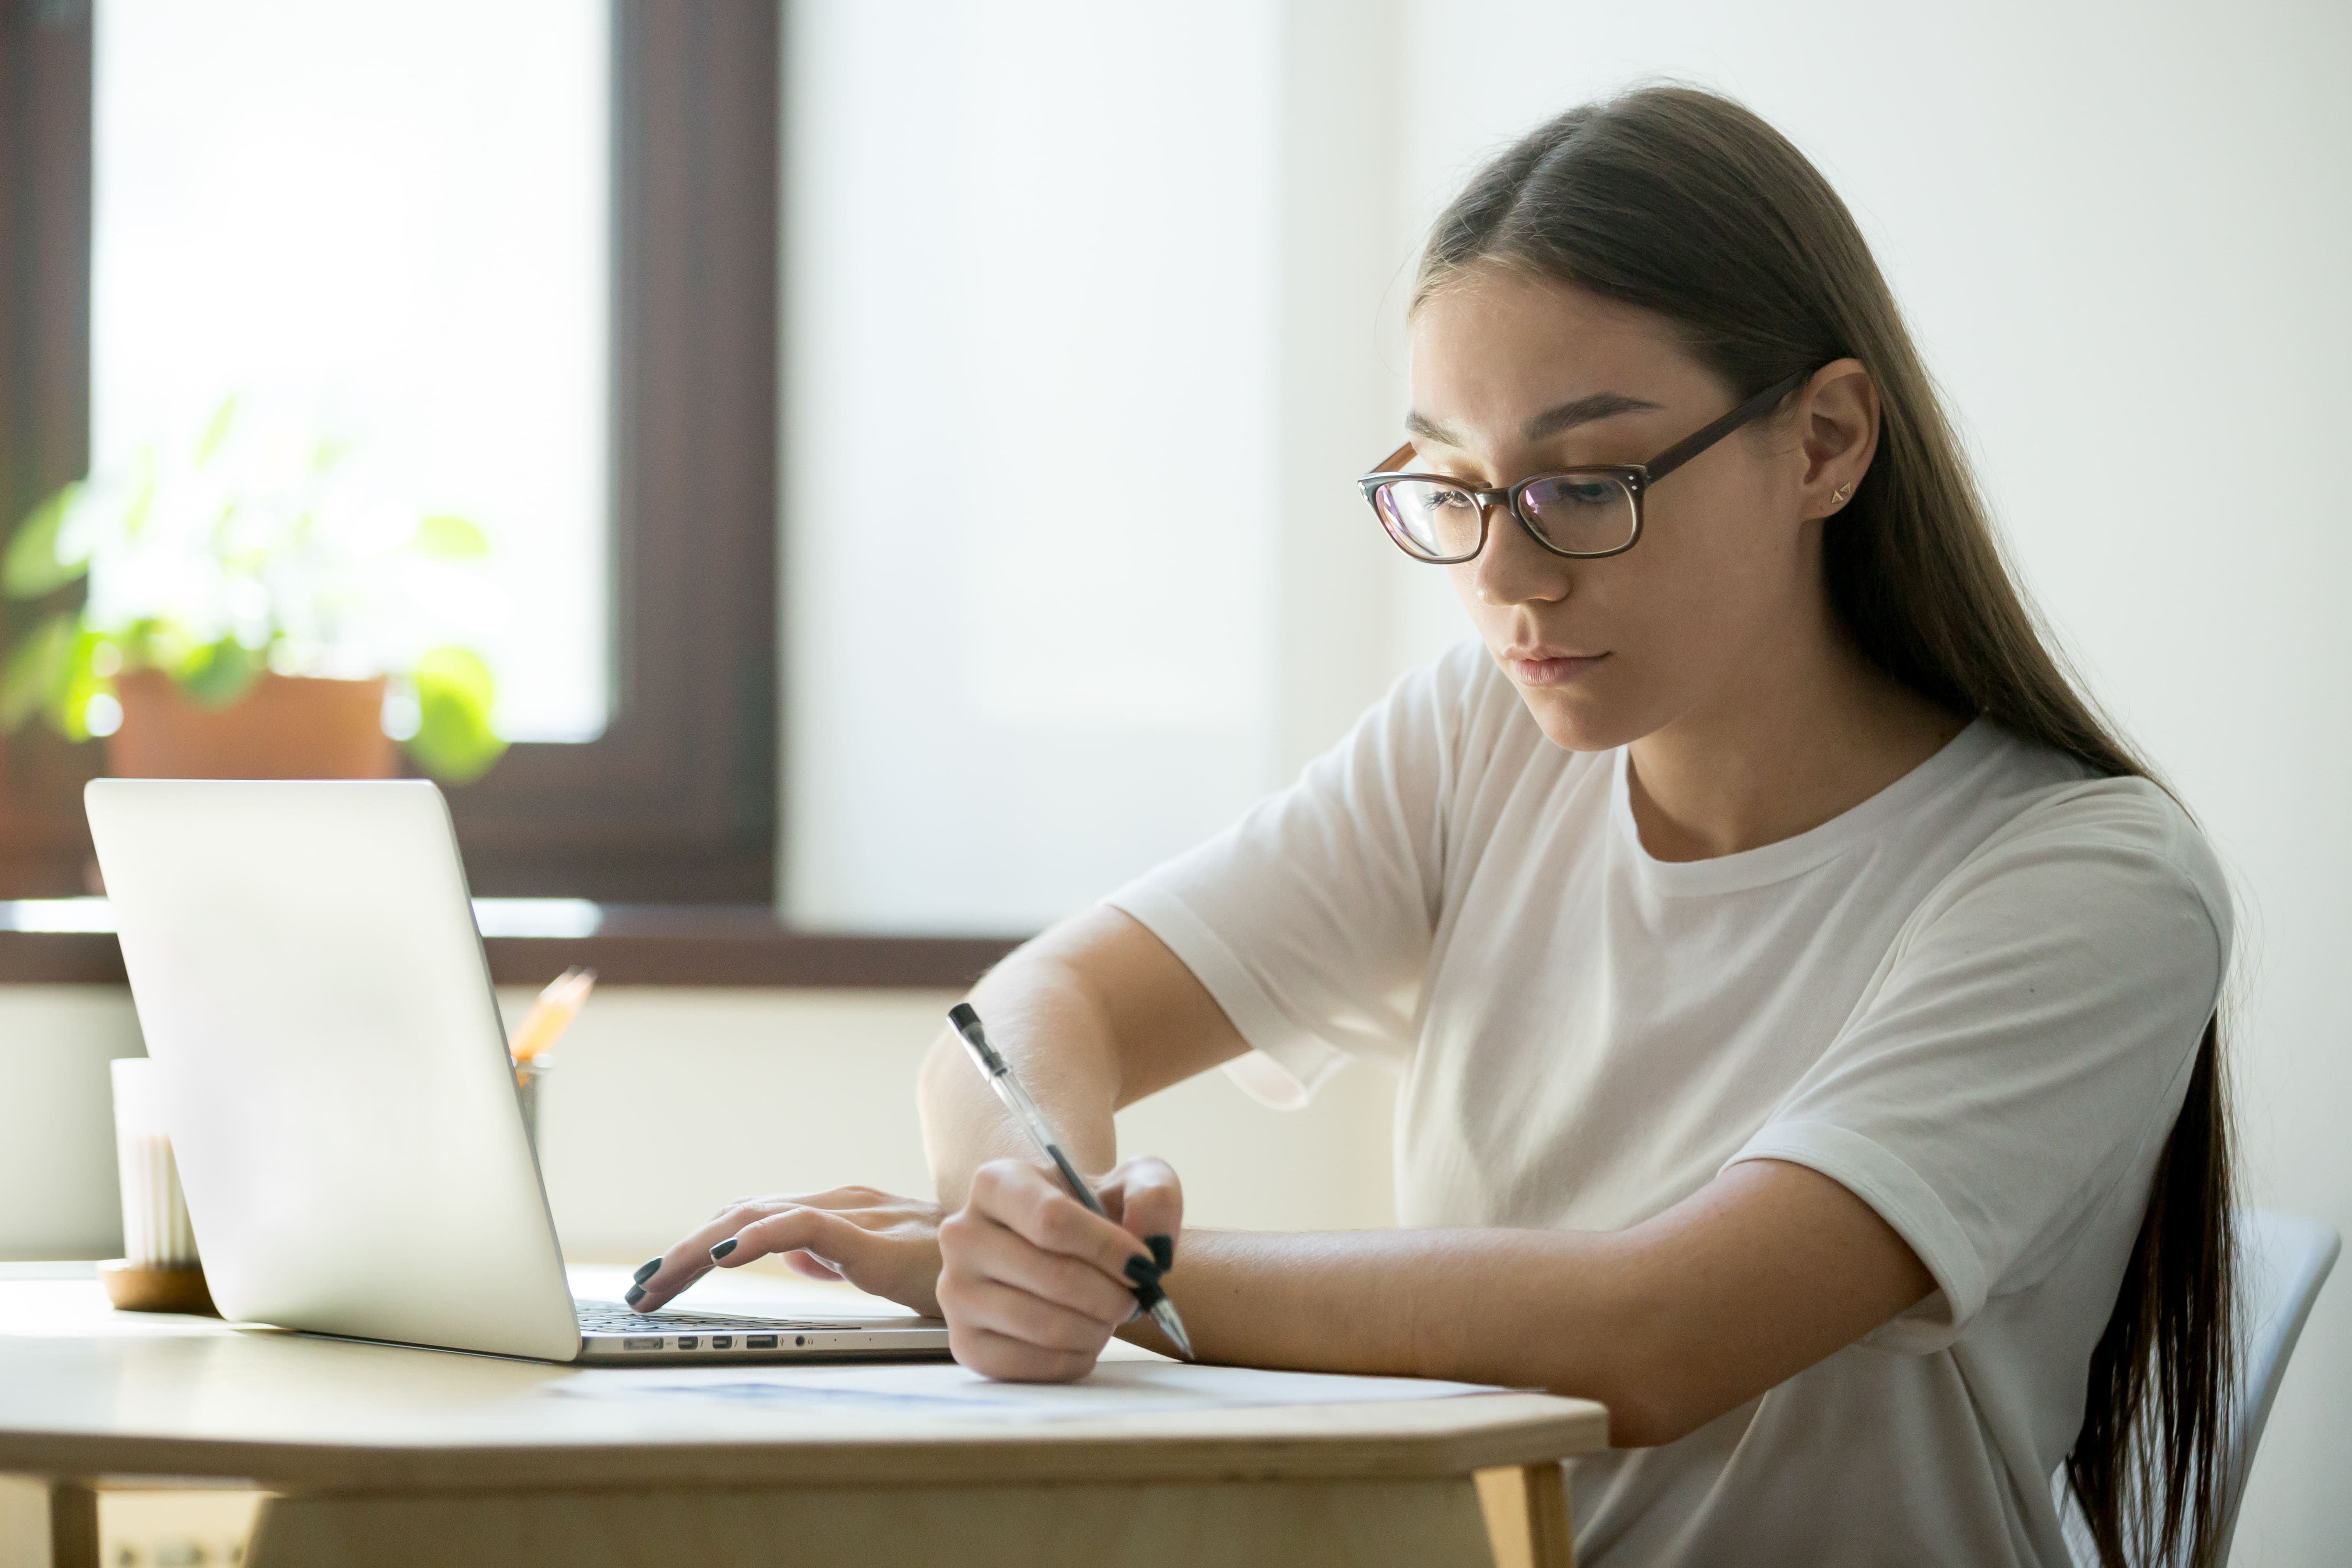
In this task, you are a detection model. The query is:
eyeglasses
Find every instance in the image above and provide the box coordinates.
[1357,367,1812,564]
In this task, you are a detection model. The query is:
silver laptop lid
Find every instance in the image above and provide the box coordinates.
[86,778,582,1362]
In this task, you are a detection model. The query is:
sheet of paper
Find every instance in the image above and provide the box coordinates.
[552,1359,1511,1423]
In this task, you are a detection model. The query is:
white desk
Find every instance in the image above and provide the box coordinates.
[0,1274,1605,1568]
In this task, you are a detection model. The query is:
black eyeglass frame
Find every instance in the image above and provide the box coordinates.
[1357,366,1816,564]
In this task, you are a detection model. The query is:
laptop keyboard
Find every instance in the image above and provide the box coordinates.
[574,1300,840,1335]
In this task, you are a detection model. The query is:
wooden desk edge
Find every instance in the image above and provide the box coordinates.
[0,1395,1608,1494]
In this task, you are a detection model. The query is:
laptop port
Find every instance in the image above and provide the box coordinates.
[677,1336,698,1348]
[712,1335,733,1348]
[747,1335,776,1349]
[625,1337,662,1351]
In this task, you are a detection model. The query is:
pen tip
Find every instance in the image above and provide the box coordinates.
[1155,1302,1196,1362]
[948,1002,981,1035]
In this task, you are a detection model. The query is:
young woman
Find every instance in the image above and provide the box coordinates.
[632,87,2235,1568]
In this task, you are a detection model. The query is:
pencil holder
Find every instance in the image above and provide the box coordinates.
[103,1057,217,1315]
[514,1055,555,1159]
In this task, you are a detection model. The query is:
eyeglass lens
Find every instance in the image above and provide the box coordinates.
[1374,474,1636,561]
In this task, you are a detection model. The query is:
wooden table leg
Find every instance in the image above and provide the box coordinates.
[45,1481,97,1568]
[1475,1463,1575,1568]
[244,1474,1503,1568]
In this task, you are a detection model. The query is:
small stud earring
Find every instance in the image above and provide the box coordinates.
[1830,482,1854,506]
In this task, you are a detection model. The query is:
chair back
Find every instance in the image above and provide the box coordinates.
[2216,1210,2339,1558]
[2060,1207,2338,1566]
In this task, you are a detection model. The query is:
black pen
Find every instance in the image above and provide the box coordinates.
[948,1002,1195,1361]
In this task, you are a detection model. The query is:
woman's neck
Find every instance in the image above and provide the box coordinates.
[1624,607,1966,864]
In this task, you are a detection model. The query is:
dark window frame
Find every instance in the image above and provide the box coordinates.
[0,0,1021,984]
[0,0,96,900]
[448,0,780,904]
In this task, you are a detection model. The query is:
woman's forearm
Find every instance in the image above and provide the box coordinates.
[1127,1227,1649,1416]
[1127,1160,1935,1447]
[919,907,1254,1209]
[918,943,1126,1208]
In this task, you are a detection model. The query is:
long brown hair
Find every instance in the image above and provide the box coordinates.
[1414,86,2237,1567]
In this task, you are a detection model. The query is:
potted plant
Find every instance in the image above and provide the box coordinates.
[0,398,507,784]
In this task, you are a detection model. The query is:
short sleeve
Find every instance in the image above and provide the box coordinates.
[1725,780,2230,1352]
[1105,646,1482,1107]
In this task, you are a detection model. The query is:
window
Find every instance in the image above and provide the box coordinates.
[92,0,611,744]
[0,1,779,906]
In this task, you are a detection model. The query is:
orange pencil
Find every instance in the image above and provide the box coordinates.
[509,965,596,1066]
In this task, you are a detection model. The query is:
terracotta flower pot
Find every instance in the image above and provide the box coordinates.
[107,669,396,780]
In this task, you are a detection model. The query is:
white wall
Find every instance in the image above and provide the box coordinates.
[781,0,1288,935]
[779,0,1470,934]
[1389,1,2352,1560]
[0,990,146,1257]
[1269,0,1461,774]
[529,986,1395,1255]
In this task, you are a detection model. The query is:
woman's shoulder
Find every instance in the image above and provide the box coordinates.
[1950,727,2232,947]
[1972,728,2214,864]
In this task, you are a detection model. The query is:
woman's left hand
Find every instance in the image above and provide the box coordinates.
[627,1185,948,1316]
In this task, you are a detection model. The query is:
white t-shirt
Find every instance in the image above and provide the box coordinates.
[1106,639,2229,1568]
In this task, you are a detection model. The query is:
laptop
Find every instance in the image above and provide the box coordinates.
[85,777,952,1365]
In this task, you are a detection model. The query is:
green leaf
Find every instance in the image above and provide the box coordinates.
[175,638,265,709]
[412,514,490,558]
[194,395,240,465]
[3,486,90,599]
[51,629,109,742]
[0,612,86,735]
[404,646,507,784]
[120,463,157,540]
[117,616,178,671]
[310,432,354,474]
[413,645,496,707]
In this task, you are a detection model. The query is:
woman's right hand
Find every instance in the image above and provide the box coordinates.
[936,1154,1184,1381]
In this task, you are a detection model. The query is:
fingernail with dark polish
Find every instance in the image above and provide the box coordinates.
[1125,1259,1166,1312]
[633,1257,663,1284]
[1147,1234,1174,1272]
[710,1237,739,1261]
[624,1284,646,1306]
